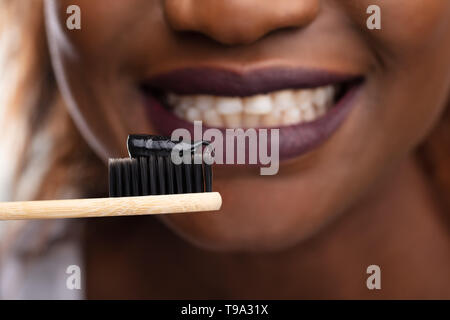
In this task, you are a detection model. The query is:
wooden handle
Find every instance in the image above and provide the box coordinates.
[0,192,222,220]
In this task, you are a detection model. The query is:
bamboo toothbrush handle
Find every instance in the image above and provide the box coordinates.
[0,192,222,220]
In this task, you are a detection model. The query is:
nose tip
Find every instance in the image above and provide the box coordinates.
[164,0,319,45]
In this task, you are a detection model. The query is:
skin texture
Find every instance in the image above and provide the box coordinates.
[44,0,450,298]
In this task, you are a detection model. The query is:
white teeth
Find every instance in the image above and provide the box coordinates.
[296,89,315,112]
[244,95,273,115]
[297,89,314,102]
[313,87,334,106]
[296,89,314,104]
[313,88,327,106]
[303,107,317,122]
[203,109,223,127]
[223,114,241,128]
[298,99,313,112]
[272,90,296,111]
[243,114,260,127]
[216,97,243,115]
[261,109,281,127]
[177,95,196,110]
[167,85,336,128]
[185,107,202,122]
[174,107,185,119]
[325,86,335,101]
[195,95,215,112]
[282,108,302,126]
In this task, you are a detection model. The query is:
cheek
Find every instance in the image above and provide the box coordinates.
[376,0,450,49]
[341,0,450,151]
[45,0,158,159]
[340,0,450,58]
[46,0,146,60]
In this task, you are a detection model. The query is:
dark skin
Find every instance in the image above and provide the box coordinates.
[44,0,450,298]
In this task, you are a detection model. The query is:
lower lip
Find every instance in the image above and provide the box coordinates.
[143,84,362,162]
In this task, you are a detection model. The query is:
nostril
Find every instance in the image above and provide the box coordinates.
[164,0,320,46]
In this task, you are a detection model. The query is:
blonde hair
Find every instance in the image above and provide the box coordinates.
[0,0,105,261]
[0,0,106,203]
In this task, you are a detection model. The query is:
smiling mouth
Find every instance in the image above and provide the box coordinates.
[140,67,363,161]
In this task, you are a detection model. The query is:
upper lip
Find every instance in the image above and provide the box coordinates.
[141,67,362,97]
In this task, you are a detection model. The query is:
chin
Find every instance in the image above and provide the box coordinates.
[159,210,320,253]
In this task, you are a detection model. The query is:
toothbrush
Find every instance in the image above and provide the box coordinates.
[0,135,222,220]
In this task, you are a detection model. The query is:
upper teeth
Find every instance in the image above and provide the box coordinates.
[166,86,336,128]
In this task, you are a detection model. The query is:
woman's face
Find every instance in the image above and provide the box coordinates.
[45,0,450,251]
